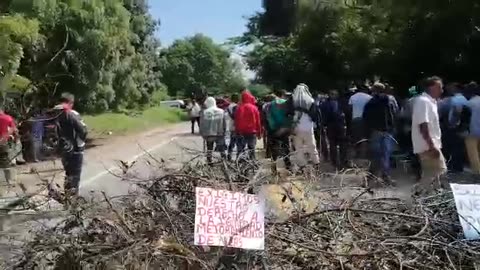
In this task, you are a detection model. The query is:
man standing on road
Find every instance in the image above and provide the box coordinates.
[466,85,480,174]
[0,109,17,169]
[200,97,226,164]
[363,83,398,183]
[444,84,468,172]
[225,94,239,161]
[187,100,201,134]
[349,85,372,158]
[54,93,88,196]
[265,89,293,172]
[412,77,446,192]
[291,84,321,168]
[322,89,348,169]
[235,90,262,160]
[31,110,45,162]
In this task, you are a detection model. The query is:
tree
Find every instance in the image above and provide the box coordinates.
[2,0,166,113]
[240,0,480,94]
[161,34,246,98]
[0,14,39,92]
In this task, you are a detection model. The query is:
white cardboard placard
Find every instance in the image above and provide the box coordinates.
[450,183,480,240]
[194,187,265,250]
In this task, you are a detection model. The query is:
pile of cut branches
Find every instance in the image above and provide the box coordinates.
[12,158,480,269]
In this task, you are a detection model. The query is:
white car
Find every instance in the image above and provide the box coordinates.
[159,100,185,109]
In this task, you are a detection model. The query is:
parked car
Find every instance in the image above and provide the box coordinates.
[159,100,185,109]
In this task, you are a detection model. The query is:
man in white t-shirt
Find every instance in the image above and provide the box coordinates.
[411,76,446,190]
[348,85,372,157]
[187,101,201,134]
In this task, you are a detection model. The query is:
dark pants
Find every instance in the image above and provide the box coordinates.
[368,131,395,178]
[264,131,272,159]
[237,134,257,160]
[227,133,239,160]
[32,139,42,162]
[191,117,200,134]
[327,126,347,168]
[443,129,466,172]
[62,152,84,195]
[205,137,226,164]
[270,134,292,169]
[314,127,328,161]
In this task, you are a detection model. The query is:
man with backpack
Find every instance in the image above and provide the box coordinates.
[265,89,293,171]
[291,84,321,168]
[54,93,88,196]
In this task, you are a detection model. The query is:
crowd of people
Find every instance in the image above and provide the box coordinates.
[190,76,480,190]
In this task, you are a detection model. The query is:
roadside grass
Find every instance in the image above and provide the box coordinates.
[83,107,188,138]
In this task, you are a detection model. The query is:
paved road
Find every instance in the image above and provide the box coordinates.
[78,122,204,197]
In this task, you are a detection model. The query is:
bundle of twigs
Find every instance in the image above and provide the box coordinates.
[267,190,480,269]
[12,156,480,270]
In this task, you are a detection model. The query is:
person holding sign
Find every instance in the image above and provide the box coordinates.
[411,76,447,192]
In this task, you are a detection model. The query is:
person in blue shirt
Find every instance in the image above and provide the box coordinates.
[465,83,480,174]
[31,110,45,162]
[442,83,468,172]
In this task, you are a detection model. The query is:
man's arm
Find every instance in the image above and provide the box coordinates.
[222,113,227,135]
[69,111,87,140]
[419,123,435,150]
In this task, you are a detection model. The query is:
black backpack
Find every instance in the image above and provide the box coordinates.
[227,105,237,119]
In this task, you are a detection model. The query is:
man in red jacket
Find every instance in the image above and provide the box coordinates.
[234,90,262,160]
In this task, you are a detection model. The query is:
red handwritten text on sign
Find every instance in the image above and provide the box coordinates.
[194,187,265,250]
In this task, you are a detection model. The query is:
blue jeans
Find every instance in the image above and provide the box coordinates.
[236,134,257,160]
[369,131,395,177]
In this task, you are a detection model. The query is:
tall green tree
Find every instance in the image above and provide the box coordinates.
[240,0,480,93]
[2,0,166,113]
[161,34,246,98]
[0,14,39,92]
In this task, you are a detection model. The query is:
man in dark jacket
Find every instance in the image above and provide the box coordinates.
[54,93,88,195]
[363,83,397,182]
[322,90,348,169]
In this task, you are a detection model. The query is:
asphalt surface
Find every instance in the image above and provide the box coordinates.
[78,122,204,197]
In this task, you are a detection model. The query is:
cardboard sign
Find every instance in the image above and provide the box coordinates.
[194,187,265,250]
[450,183,480,240]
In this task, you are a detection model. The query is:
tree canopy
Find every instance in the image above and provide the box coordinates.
[238,0,480,95]
[160,34,246,98]
[0,0,245,114]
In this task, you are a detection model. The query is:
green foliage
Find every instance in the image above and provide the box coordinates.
[248,84,271,98]
[241,0,480,93]
[161,34,246,98]
[1,0,246,113]
[1,0,166,113]
[0,14,39,80]
[83,107,186,137]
